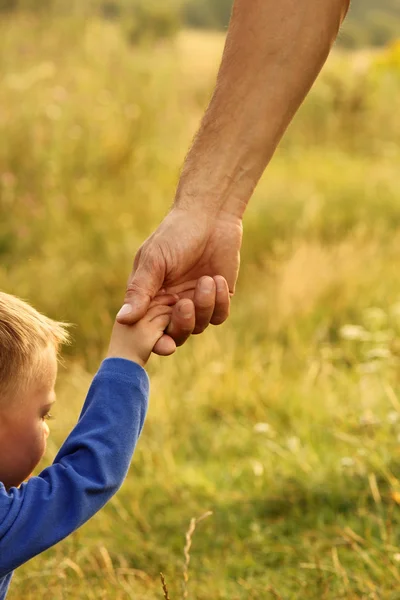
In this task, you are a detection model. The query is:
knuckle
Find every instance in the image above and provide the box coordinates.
[196,297,215,310]
[124,283,150,301]
[125,282,143,294]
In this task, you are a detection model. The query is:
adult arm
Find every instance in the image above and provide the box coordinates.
[176,0,351,219]
[0,359,148,577]
[119,0,351,353]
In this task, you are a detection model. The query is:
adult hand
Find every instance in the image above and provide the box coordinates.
[116,207,243,355]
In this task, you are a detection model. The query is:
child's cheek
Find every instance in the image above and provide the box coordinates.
[43,421,50,440]
[23,435,47,482]
[31,423,48,466]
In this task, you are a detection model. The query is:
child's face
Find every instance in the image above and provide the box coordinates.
[0,344,58,490]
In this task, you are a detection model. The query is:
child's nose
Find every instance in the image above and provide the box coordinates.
[43,422,50,439]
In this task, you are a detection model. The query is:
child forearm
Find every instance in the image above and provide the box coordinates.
[175,0,350,220]
[0,359,148,577]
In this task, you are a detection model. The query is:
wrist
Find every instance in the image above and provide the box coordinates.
[173,189,221,219]
[174,190,247,223]
[106,348,147,368]
[174,154,254,222]
[107,327,148,368]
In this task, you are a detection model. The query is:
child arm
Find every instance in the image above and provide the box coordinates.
[0,358,148,577]
[0,296,182,578]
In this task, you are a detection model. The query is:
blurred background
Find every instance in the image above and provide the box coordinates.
[2,1,400,599]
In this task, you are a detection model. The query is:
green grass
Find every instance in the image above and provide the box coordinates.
[2,14,400,600]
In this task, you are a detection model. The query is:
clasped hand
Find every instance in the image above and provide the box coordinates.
[116,206,243,355]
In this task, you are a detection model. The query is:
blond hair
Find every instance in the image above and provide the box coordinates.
[0,292,69,400]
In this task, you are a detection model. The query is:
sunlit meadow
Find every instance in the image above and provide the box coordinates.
[2,12,400,599]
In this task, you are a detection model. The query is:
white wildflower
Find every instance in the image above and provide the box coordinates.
[251,461,264,477]
[388,411,400,425]
[339,325,370,341]
[365,347,391,360]
[254,422,271,434]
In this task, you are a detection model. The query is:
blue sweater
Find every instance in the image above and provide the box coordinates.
[0,358,149,599]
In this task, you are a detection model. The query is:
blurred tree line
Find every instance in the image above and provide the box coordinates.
[0,0,399,48]
[0,0,182,43]
[340,0,400,48]
[182,0,400,48]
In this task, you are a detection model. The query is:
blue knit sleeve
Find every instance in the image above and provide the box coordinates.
[0,358,149,579]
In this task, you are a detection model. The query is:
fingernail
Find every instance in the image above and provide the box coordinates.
[180,302,192,319]
[215,277,226,291]
[117,304,133,318]
[200,277,214,293]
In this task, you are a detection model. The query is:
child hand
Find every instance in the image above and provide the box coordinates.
[107,294,183,367]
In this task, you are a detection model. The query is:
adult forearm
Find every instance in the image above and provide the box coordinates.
[175,0,350,219]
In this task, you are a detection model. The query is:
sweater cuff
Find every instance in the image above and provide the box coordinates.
[96,358,150,398]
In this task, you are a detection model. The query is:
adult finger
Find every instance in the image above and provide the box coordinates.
[117,248,164,325]
[192,276,216,335]
[210,276,230,326]
[164,298,196,347]
[153,299,195,355]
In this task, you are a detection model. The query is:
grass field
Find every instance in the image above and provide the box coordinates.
[2,13,400,599]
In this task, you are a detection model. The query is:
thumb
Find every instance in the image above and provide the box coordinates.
[117,249,165,324]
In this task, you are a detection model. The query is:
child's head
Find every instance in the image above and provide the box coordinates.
[0,292,69,489]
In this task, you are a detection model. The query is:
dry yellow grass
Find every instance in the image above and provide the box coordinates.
[2,14,400,600]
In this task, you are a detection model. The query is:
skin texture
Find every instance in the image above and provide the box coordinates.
[0,345,57,490]
[0,297,176,490]
[108,294,178,365]
[118,0,351,354]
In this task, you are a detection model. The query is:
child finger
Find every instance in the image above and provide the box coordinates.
[149,294,178,308]
[153,333,176,356]
[147,304,173,322]
[155,313,173,331]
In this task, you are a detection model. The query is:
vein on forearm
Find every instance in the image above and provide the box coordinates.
[175,0,350,218]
